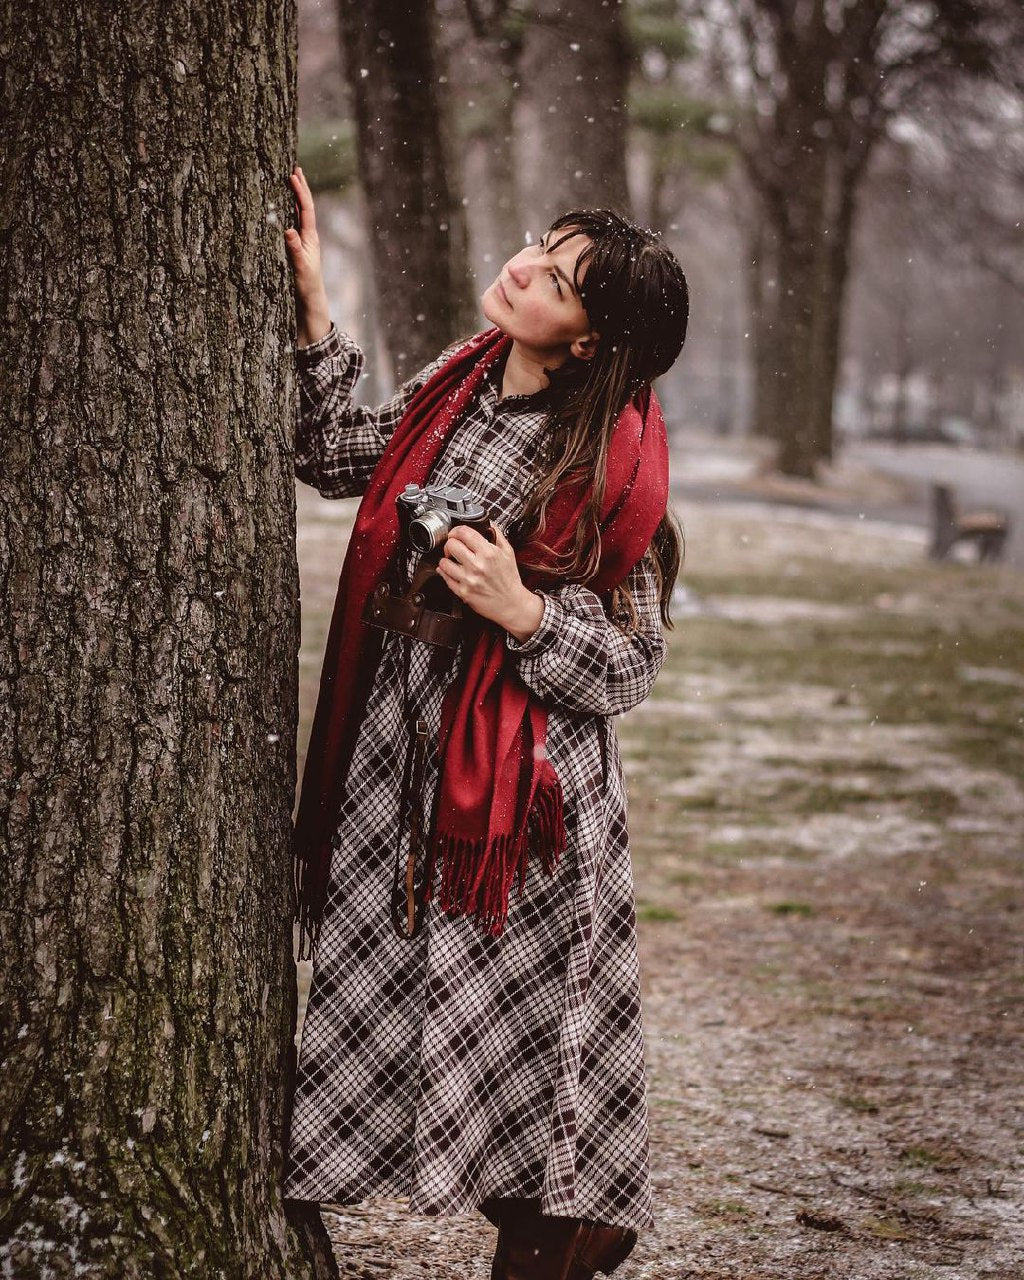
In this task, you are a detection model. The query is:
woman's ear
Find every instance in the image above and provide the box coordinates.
[570,330,601,362]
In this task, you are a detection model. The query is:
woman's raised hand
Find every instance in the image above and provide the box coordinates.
[285,165,332,347]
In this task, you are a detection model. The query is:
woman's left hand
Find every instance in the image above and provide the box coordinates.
[436,522,538,633]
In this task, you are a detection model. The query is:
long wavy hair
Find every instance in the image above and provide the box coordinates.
[511,209,690,631]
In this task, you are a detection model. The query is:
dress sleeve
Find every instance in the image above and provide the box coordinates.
[503,550,667,717]
[293,322,447,498]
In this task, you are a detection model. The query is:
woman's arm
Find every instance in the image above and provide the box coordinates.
[286,165,448,498]
[503,550,667,717]
[294,323,443,498]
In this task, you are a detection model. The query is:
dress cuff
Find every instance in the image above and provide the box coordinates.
[295,321,355,368]
[504,591,559,656]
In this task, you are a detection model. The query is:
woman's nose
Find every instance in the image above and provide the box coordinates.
[507,260,529,288]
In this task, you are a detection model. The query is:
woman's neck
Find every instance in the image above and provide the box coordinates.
[499,341,566,400]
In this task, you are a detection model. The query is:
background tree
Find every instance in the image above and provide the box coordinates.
[705,0,1023,476]
[845,116,1024,444]
[515,0,633,227]
[0,4,330,1275]
[337,0,477,382]
[438,0,527,281]
[627,0,727,232]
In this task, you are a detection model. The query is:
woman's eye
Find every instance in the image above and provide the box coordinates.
[549,271,562,295]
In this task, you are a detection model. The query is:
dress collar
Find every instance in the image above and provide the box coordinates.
[481,353,553,411]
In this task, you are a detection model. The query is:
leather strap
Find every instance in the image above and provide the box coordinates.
[363,583,463,650]
[388,624,437,940]
[390,713,430,939]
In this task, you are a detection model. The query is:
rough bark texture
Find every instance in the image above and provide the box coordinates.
[337,0,477,383]
[0,3,315,1276]
[515,0,632,229]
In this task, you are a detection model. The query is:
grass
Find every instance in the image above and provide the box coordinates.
[658,611,1024,777]
[899,1144,961,1171]
[636,902,680,923]
[614,529,1024,959]
[695,1197,756,1225]
[835,1094,881,1115]
[624,557,1023,835]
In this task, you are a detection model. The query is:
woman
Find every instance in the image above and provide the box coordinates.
[282,164,688,1278]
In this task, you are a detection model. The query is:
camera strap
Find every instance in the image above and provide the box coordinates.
[389,632,431,939]
[383,545,465,939]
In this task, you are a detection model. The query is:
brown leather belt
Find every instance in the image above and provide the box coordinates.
[362,582,463,650]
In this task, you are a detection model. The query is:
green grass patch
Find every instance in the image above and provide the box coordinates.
[636,902,680,923]
[768,900,815,917]
[892,1178,936,1198]
[835,1093,880,1114]
[862,1214,912,1241]
[652,608,1024,779]
[695,1197,755,1224]
[899,1143,960,1171]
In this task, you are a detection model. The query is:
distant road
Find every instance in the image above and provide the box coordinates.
[847,442,1024,568]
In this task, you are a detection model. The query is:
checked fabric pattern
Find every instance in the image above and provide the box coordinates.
[284,324,665,1230]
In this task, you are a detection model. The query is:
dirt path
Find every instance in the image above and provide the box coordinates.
[296,491,1023,1278]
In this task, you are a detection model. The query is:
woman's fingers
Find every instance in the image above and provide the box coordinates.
[446,524,493,555]
[290,166,317,238]
[441,539,474,567]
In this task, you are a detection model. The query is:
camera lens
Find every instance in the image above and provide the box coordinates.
[409,510,451,552]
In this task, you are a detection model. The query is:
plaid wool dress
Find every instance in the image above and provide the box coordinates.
[284,324,664,1230]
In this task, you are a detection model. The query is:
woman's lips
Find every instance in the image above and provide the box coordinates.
[497,279,512,309]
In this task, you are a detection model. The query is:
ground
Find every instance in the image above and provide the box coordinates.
[293,461,1023,1279]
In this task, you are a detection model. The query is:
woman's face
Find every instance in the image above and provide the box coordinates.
[481,229,599,361]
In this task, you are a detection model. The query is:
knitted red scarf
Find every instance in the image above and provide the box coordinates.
[293,326,668,953]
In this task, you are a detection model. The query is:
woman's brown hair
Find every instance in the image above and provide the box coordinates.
[512,209,690,631]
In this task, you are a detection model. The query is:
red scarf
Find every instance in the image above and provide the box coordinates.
[293,327,668,953]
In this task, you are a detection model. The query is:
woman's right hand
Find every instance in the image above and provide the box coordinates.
[285,164,332,347]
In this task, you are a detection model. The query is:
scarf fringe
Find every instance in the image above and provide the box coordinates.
[293,850,321,961]
[425,768,567,937]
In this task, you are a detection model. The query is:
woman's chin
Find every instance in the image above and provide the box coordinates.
[481,295,511,334]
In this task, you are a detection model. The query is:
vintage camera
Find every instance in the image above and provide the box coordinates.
[396,482,493,556]
[363,482,496,649]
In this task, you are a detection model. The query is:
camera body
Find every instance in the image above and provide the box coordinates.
[362,482,496,651]
[396,482,492,558]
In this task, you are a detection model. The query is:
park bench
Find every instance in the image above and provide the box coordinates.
[928,483,1010,563]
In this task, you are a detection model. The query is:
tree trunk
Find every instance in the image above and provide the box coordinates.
[461,33,525,284]
[515,0,632,228]
[745,207,783,440]
[773,226,823,477]
[761,92,832,478]
[337,0,477,383]
[0,4,318,1275]
[811,228,849,463]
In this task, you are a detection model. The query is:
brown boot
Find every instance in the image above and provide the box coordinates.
[565,1221,639,1277]
[488,1197,581,1280]
[486,1198,639,1280]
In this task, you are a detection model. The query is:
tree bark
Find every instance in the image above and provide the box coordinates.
[337,0,477,383]
[515,0,633,228]
[743,200,782,441]
[0,4,316,1275]
[460,28,525,282]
